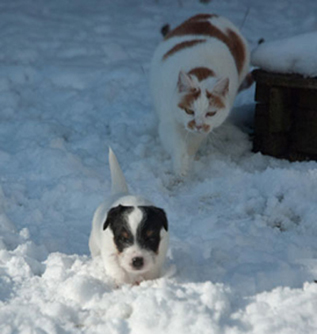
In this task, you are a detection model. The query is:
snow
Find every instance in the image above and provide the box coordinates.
[251,31,317,77]
[1,0,317,333]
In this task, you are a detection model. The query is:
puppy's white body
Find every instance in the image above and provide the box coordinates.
[89,149,169,285]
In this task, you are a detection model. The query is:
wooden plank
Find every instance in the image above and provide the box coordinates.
[291,108,317,155]
[255,83,270,103]
[254,103,268,135]
[296,89,317,109]
[253,69,317,161]
[253,69,317,90]
[253,132,289,158]
[288,151,311,162]
[293,107,317,120]
[268,87,291,133]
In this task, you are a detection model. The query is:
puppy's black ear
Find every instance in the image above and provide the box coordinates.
[103,205,130,230]
[158,208,168,231]
[103,216,111,231]
[149,206,169,231]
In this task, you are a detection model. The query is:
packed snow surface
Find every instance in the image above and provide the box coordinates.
[1,0,317,333]
[252,31,317,77]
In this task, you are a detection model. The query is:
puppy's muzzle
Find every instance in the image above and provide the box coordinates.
[131,256,144,270]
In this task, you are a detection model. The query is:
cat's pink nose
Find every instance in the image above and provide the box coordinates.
[196,125,203,130]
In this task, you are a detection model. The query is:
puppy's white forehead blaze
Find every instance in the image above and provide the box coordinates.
[126,207,143,236]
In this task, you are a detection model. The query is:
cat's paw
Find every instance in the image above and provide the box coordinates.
[175,166,189,177]
[173,154,192,177]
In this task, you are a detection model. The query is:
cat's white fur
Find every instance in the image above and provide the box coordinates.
[150,14,250,176]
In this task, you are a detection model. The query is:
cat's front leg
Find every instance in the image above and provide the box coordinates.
[159,122,195,176]
[173,149,193,177]
[172,130,196,177]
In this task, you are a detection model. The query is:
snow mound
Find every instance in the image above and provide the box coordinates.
[251,31,317,77]
[1,0,317,332]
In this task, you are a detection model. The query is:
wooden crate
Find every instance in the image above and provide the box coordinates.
[252,69,317,161]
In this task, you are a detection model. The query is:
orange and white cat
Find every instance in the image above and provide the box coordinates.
[150,14,250,176]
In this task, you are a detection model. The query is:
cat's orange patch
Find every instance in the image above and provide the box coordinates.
[206,91,225,109]
[163,39,206,61]
[187,13,218,22]
[203,124,210,132]
[187,120,196,130]
[164,14,246,75]
[165,19,221,40]
[188,67,215,82]
[178,89,201,110]
[166,14,219,39]
[226,29,246,77]
[187,120,210,133]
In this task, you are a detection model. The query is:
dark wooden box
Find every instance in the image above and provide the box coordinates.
[253,69,317,161]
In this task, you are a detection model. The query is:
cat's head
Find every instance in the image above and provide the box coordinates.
[176,70,230,134]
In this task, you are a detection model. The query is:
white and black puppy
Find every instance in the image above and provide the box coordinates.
[89,148,169,286]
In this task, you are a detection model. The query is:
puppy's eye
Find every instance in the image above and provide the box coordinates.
[119,231,130,243]
[146,236,156,242]
[145,230,157,243]
[185,108,194,115]
[120,236,129,243]
[206,111,217,117]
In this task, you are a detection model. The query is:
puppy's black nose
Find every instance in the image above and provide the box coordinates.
[132,257,144,269]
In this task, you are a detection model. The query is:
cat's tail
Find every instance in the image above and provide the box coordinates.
[238,72,254,92]
[109,147,129,196]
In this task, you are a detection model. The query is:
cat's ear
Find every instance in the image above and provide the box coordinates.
[213,77,229,96]
[177,70,197,93]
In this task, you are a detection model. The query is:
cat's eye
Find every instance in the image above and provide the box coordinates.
[206,111,217,117]
[185,108,195,115]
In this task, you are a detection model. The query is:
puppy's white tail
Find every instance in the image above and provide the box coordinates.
[109,147,129,196]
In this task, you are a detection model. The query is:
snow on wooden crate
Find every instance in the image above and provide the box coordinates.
[252,69,317,161]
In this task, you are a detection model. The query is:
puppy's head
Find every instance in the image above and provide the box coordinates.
[103,204,168,274]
